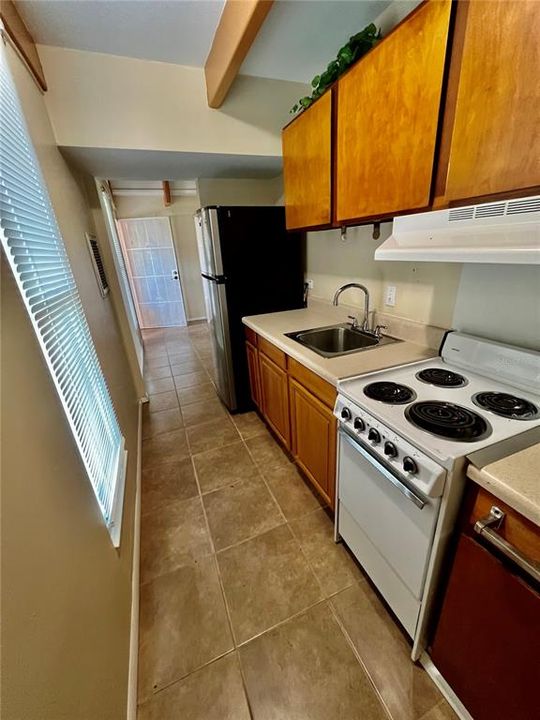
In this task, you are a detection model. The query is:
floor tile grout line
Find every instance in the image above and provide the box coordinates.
[238,431,332,601]
[141,647,236,704]
[213,517,288,556]
[185,429,243,458]
[327,598,395,720]
[188,424,256,717]
[141,330,371,715]
[239,418,343,603]
[235,596,331,649]
[183,380,327,658]
[188,450,241,651]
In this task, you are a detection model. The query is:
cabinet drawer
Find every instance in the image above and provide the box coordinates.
[244,326,258,346]
[288,357,336,409]
[258,336,287,370]
[469,485,540,565]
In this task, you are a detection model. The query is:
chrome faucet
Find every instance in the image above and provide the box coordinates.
[333,283,371,332]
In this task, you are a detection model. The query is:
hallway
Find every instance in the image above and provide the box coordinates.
[137,325,456,720]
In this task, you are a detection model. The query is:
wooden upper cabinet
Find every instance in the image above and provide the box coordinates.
[282,90,332,230]
[335,0,452,223]
[438,1,540,205]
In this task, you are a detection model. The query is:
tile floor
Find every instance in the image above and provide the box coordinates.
[137,325,457,720]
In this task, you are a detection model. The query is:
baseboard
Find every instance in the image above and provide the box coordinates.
[187,317,207,325]
[419,652,474,720]
[127,400,143,720]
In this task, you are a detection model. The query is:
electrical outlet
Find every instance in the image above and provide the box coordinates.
[385,285,396,306]
[306,279,314,289]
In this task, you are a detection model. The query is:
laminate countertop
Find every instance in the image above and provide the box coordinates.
[468,443,540,527]
[242,304,435,387]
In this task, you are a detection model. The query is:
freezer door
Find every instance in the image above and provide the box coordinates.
[202,275,236,410]
[195,207,224,277]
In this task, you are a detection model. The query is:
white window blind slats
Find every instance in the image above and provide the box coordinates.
[0,49,126,545]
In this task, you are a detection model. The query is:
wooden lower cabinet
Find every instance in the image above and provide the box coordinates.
[259,351,290,449]
[245,330,337,508]
[245,341,261,410]
[289,378,336,508]
[431,484,540,719]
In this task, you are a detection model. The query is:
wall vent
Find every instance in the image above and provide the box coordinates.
[86,233,109,298]
[474,202,506,218]
[449,196,540,222]
[507,197,540,214]
[449,207,474,221]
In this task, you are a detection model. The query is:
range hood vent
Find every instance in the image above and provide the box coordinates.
[375,195,540,264]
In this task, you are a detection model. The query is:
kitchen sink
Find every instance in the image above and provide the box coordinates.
[285,324,400,358]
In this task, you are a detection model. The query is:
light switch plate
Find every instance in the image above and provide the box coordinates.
[306,279,314,289]
[385,285,396,306]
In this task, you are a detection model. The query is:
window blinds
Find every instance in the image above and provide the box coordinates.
[0,49,126,545]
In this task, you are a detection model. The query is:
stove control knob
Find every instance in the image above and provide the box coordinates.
[384,441,397,458]
[353,417,365,432]
[368,428,380,444]
[341,407,352,421]
[403,456,418,474]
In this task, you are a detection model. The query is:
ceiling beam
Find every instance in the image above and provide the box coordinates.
[162,181,171,207]
[0,0,47,91]
[204,0,274,109]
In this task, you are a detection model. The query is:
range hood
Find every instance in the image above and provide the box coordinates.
[375,195,540,263]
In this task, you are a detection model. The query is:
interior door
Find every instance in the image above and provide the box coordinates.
[116,217,187,328]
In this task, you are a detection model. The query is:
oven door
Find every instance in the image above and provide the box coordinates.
[337,428,441,636]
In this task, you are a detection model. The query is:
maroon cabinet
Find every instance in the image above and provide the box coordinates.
[431,532,540,720]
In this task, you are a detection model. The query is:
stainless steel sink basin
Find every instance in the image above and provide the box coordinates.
[285,324,400,358]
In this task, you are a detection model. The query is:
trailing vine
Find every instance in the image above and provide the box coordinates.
[290,23,381,114]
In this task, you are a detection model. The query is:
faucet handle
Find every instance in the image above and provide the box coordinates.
[347,314,359,329]
[374,324,388,338]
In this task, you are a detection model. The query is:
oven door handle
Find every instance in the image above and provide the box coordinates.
[340,429,426,510]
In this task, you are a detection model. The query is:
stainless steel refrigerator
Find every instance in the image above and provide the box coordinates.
[194,206,304,412]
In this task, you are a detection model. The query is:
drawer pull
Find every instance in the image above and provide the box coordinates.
[474,506,540,584]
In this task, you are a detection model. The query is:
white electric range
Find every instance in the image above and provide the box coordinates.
[333,332,540,660]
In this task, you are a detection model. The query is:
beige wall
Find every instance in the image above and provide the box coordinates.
[38,45,308,158]
[2,45,139,720]
[453,264,540,351]
[114,193,206,321]
[197,176,284,206]
[306,224,462,329]
[82,177,146,398]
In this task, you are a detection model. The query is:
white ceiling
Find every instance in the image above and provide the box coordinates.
[240,0,391,83]
[61,147,282,180]
[18,0,391,83]
[17,0,225,66]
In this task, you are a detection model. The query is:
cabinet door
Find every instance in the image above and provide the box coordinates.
[336,0,452,222]
[245,341,261,410]
[441,2,540,203]
[259,352,290,449]
[431,533,540,720]
[289,378,336,508]
[282,90,332,230]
